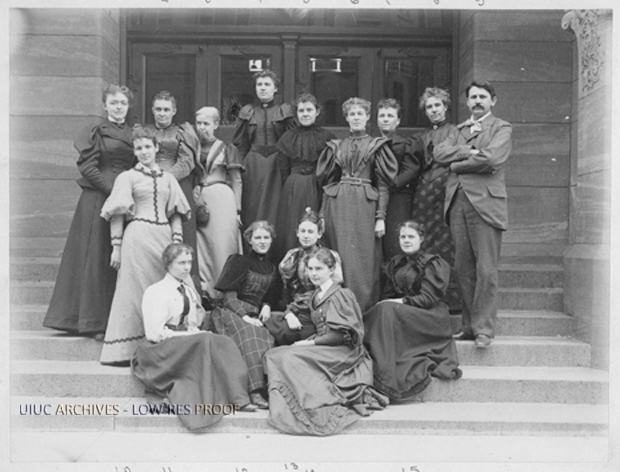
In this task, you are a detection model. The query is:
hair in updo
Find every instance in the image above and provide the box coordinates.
[342,97,371,117]
[297,207,323,233]
[253,69,280,90]
[395,220,426,240]
[152,90,177,108]
[243,220,276,243]
[377,98,402,118]
[162,243,194,269]
[418,87,451,111]
[132,124,158,145]
[102,84,134,105]
[308,247,337,270]
[295,93,321,113]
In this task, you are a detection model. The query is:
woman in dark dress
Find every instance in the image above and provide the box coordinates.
[131,243,257,431]
[410,87,461,312]
[364,220,462,401]
[317,97,398,311]
[43,84,136,336]
[376,98,420,260]
[264,248,389,436]
[207,221,278,409]
[264,208,342,345]
[273,93,335,261]
[233,70,297,231]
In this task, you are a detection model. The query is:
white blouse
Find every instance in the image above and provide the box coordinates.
[141,273,204,342]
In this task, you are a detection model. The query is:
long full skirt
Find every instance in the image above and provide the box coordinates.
[364,300,462,400]
[43,188,116,334]
[100,220,171,364]
[411,169,461,312]
[210,307,274,392]
[264,344,374,436]
[383,190,413,261]
[131,332,251,431]
[196,183,242,300]
[274,173,321,262]
[241,150,281,230]
[323,184,381,311]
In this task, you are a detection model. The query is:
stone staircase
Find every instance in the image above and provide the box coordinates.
[9,237,609,436]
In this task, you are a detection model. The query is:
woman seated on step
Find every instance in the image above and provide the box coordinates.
[264,248,389,436]
[131,243,257,431]
[363,220,462,402]
[263,207,343,346]
[206,221,279,410]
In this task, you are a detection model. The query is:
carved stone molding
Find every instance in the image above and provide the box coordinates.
[562,10,611,93]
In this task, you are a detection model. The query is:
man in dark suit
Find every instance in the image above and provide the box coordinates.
[435,80,512,348]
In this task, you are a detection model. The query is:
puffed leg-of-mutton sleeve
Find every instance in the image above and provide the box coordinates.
[403,257,451,309]
[392,139,421,190]
[232,116,251,159]
[75,126,114,195]
[373,143,399,220]
[165,126,198,182]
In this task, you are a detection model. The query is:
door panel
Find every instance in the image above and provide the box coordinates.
[128,43,282,127]
[297,47,373,128]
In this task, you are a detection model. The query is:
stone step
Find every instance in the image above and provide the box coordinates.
[498,263,563,288]
[12,304,575,336]
[10,281,564,310]
[499,287,564,311]
[10,237,65,258]
[11,257,61,282]
[10,361,608,404]
[10,397,607,436]
[10,256,563,288]
[455,310,574,337]
[10,331,591,367]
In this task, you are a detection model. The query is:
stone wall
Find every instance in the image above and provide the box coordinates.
[561,10,612,369]
[10,9,122,239]
[455,11,574,259]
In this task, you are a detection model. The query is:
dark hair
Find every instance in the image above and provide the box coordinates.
[297,207,323,233]
[152,90,177,108]
[243,220,276,243]
[465,80,496,99]
[132,124,158,145]
[253,69,280,90]
[102,84,133,106]
[162,243,194,269]
[295,93,321,113]
[342,97,371,117]
[395,220,426,240]
[377,98,402,118]
[418,87,451,110]
[308,247,337,270]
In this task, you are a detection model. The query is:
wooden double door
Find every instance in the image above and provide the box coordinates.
[128,41,451,135]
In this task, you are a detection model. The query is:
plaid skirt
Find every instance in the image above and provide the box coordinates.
[211,306,275,392]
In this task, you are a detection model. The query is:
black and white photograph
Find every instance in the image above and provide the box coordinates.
[3,0,619,470]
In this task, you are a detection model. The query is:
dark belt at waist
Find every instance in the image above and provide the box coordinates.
[250,144,277,156]
[165,323,188,332]
[340,176,372,186]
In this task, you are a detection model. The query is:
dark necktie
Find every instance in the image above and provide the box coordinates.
[177,284,190,327]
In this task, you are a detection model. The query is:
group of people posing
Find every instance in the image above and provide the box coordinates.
[42,70,512,435]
